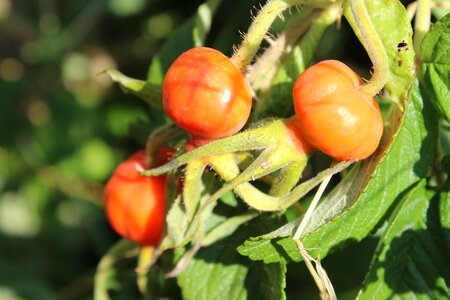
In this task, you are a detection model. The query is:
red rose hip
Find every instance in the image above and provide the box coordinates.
[293,60,383,161]
[104,151,166,246]
[162,47,252,147]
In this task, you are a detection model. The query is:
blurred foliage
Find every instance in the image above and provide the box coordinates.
[0,0,207,299]
[0,0,447,300]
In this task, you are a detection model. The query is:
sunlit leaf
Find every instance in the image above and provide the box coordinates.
[358,181,450,299]
[238,79,438,264]
[178,215,287,300]
[238,0,422,264]
[420,13,450,122]
[105,69,162,107]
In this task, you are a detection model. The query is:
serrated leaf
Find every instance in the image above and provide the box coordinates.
[420,13,450,122]
[105,69,162,107]
[147,0,222,84]
[202,211,259,246]
[178,215,287,300]
[344,0,415,107]
[161,171,219,250]
[357,181,450,299]
[238,79,438,264]
[238,0,420,264]
[160,195,189,250]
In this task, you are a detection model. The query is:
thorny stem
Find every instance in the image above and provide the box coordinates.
[348,0,389,97]
[249,8,319,91]
[231,0,299,71]
[413,0,431,60]
[249,3,341,92]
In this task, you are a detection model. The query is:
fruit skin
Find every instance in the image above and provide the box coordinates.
[162,47,252,147]
[157,145,176,165]
[284,116,315,156]
[104,151,166,246]
[293,60,383,161]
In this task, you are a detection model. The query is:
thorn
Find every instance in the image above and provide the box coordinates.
[264,35,276,46]
[232,44,238,54]
[336,15,342,29]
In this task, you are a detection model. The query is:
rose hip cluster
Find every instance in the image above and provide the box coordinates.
[104,47,383,246]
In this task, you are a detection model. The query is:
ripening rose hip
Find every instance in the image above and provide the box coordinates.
[104,151,166,246]
[162,47,252,148]
[293,60,383,161]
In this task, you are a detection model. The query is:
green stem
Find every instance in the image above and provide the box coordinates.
[208,159,351,212]
[293,171,333,240]
[140,119,285,176]
[269,161,306,196]
[413,0,431,60]
[233,161,352,211]
[205,147,281,208]
[348,0,389,97]
[137,245,155,295]
[231,0,299,71]
[249,8,318,91]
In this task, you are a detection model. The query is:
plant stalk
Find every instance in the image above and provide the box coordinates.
[137,246,155,295]
[231,0,299,71]
[293,173,332,240]
[292,163,336,300]
[348,0,389,97]
[413,0,431,60]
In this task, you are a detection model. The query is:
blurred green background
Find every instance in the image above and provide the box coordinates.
[0,0,433,299]
[0,1,212,299]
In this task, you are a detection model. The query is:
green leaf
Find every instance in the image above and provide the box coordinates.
[344,0,415,107]
[161,169,227,251]
[238,79,438,264]
[420,13,450,122]
[160,195,190,250]
[178,215,287,300]
[440,188,450,255]
[202,211,259,247]
[432,4,450,20]
[358,181,450,299]
[147,0,222,84]
[105,69,162,107]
